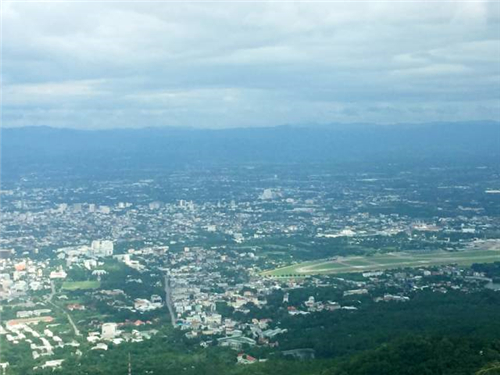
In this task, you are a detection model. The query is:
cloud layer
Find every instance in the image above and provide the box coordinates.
[3,1,500,129]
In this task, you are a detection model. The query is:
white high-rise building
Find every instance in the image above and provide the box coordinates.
[101,323,118,339]
[149,201,162,210]
[99,206,111,214]
[91,240,114,257]
[57,203,68,213]
[259,189,279,200]
[283,293,289,303]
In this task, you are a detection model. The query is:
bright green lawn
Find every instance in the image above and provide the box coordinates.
[62,280,101,290]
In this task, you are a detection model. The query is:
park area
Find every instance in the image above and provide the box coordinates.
[263,248,500,277]
[61,280,101,291]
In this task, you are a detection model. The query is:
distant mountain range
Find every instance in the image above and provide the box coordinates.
[2,121,499,178]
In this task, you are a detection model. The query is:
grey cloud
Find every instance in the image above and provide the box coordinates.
[2,1,500,129]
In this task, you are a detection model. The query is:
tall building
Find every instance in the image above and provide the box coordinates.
[57,203,68,213]
[91,240,114,257]
[283,293,289,303]
[101,323,118,339]
[99,205,111,214]
[72,203,82,213]
[149,201,162,210]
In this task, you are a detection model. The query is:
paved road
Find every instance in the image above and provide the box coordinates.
[47,280,82,337]
[63,309,81,337]
[48,280,56,302]
[164,275,176,327]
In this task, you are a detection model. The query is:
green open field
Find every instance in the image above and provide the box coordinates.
[61,280,101,290]
[262,248,500,277]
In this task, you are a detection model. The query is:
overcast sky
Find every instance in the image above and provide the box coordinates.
[2,1,500,129]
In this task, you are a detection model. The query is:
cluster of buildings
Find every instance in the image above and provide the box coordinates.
[159,246,290,349]
[283,264,496,317]
[0,258,51,300]
[85,321,158,350]
[1,165,497,265]
[0,165,498,370]
[3,319,80,370]
[0,239,116,302]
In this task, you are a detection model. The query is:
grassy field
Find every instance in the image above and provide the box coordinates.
[263,248,500,277]
[62,280,101,290]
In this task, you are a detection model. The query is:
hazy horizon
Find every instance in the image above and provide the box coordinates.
[2,119,500,132]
